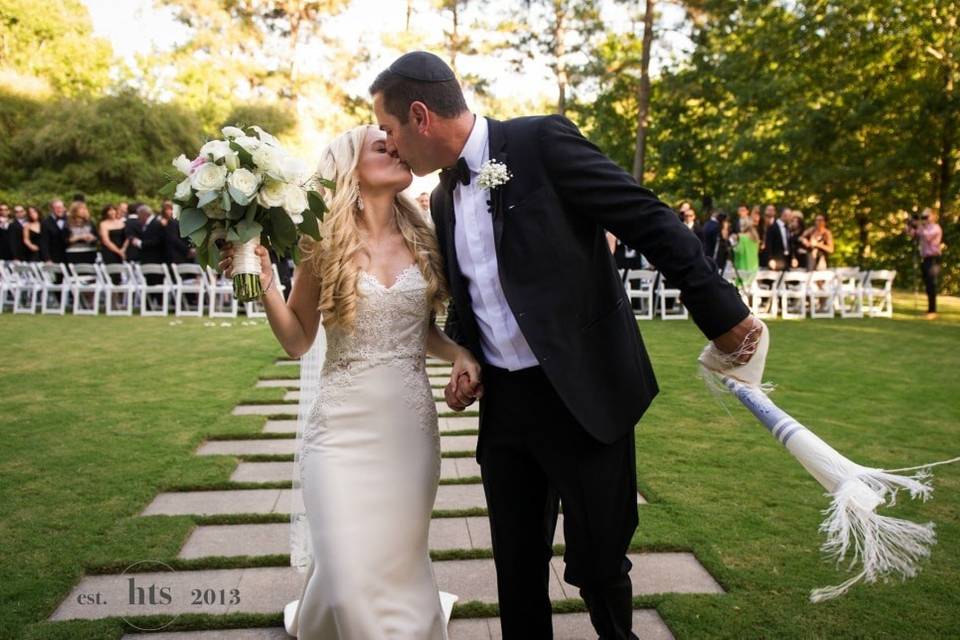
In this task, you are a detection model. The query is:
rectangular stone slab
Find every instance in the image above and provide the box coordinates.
[262,420,297,434]
[143,484,487,516]
[56,553,717,621]
[439,416,479,432]
[197,440,297,456]
[232,404,297,416]
[121,609,673,639]
[255,379,299,388]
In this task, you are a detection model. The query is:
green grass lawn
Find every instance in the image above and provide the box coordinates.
[1,291,958,639]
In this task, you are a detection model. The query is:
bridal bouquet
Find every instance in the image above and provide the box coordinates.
[160,125,331,302]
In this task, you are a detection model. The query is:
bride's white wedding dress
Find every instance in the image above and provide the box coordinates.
[283,263,456,639]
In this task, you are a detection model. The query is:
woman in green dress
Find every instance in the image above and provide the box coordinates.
[731,215,760,287]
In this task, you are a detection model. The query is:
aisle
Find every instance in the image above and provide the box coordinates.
[48,356,725,638]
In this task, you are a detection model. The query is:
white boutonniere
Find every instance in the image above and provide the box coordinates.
[476,159,512,190]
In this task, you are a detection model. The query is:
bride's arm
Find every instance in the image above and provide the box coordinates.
[427,323,483,409]
[219,242,322,359]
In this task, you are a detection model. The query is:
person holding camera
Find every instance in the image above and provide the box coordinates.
[906,208,943,319]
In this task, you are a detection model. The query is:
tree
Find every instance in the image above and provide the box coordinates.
[632,0,656,182]
[500,0,604,115]
[0,0,113,96]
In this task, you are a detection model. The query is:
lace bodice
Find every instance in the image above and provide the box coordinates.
[322,264,431,372]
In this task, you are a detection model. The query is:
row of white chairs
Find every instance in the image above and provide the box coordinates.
[0,260,284,318]
[618,267,895,320]
[722,266,895,319]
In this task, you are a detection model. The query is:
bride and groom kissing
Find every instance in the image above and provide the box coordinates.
[218,51,759,640]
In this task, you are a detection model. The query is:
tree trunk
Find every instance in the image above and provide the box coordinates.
[856,212,869,267]
[936,55,956,221]
[553,1,567,115]
[632,0,655,183]
[406,0,414,31]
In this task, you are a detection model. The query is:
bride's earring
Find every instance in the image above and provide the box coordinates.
[355,186,365,211]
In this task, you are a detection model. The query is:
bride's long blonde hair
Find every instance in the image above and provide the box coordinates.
[300,125,448,331]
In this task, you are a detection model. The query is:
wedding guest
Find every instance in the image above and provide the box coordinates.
[416,191,431,216]
[801,214,834,270]
[906,208,943,318]
[124,201,144,262]
[701,209,722,263]
[788,209,807,269]
[0,205,11,260]
[64,201,98,264]
[40,199,68,263]
[759,204,775,267]
[682,206,704,245]
[22,206,42,262]
[98,204,128,265]
[733,203,750,233]
[716,212,731,273]
[731,215,760,286]
[764,207,791,270]
[750,205,761,230]
[160,200,193,264]
[130,204,166,265]
[6,203,27,260]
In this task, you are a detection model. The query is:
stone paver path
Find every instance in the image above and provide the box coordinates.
[49,355,718,638]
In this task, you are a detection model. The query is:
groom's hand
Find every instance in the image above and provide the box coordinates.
[445,372,483,412]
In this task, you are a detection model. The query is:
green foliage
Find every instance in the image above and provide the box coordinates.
[222,102,298,140]
[1,90,205,196]
[0,0,113,96]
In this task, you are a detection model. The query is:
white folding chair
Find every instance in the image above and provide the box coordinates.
[99,262,136,316]
[779,271,810,319]
[0,260,21,313]
[865,269,896,318]
[39,263,70,314]
[656,272,688,320]
[749,270,782,319]
[835,267,865,318]
[12,262,43,313]
[623,268,657,320]
[244,264,284,317]
[206,266,238,317]
[134,263,173,316]
[808,270,839,318]
[172,263,208,317]
[67,263,104,315]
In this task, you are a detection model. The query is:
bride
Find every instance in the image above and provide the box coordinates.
[218,124,481,639]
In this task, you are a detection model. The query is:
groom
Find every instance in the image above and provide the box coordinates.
[371,52,758,639]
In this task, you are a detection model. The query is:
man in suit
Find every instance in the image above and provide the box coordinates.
[6,203,28,261]
[0,204,12,260]
[124,201,144,262]
[764,208,791,270]
[371,52,760,639]
[39,199,68,264]
[160,200,194,264]
[130,205,167,307]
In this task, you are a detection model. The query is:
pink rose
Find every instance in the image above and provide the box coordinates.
[189,155,208,174]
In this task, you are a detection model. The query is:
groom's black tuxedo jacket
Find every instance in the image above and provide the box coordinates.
[430,115,749,445]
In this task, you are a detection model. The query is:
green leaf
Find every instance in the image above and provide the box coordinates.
[298,209,321,240]
[229,140,254,167]
[244,201,258,224]
[187,226,208,248]
[307,190,327,218]
[208,237,221,270]
[317,177,337,192]
[234,219,264,244]
[227,200,246,220]
[158,180,178,198]
[268,206,298,249]
[179,208,207,237]
[196,190,218,208]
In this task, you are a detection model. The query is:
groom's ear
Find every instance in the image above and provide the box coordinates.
[410,101,430,134]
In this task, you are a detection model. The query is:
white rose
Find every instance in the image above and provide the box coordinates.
[174,176,192,201]
[258,178,286,209]
[227,168,261,203]
[200,139,232,161]
[190,162,227,192]
[282,183,308,218]
[250,125,280,147]
[172,154,192,176]
[221,126,245,139]
[252,145,281,175]
[172,203,181,220]
[277,155,309,184]
[225,151,239,171]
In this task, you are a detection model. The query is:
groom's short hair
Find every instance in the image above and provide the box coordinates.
[369,71,468,124]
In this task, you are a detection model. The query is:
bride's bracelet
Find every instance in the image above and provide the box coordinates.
[260,271,275,298]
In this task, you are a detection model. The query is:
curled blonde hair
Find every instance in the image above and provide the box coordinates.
[300,125,448,332]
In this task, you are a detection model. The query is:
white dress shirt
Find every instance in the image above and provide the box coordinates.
[452,115,539,371]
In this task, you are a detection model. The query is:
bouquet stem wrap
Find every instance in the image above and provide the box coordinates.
[698,321,954,602]
[232,237,262,302]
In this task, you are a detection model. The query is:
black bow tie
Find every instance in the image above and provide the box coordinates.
[439,157,471,193]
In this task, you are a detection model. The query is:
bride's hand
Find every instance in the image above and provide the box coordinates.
[446,348,483,411]
[217,241,273,286]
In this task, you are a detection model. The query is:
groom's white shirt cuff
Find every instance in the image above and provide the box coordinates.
[452,114,538,371]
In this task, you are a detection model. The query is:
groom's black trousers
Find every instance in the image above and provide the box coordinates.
[477,364,640,640]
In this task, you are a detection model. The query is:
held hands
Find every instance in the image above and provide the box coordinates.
[445,348,483,412]
[216,241,272,287]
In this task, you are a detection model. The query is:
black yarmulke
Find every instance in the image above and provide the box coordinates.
[388,51,456,82]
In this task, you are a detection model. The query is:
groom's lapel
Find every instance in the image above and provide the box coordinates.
[486,117,508,252]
